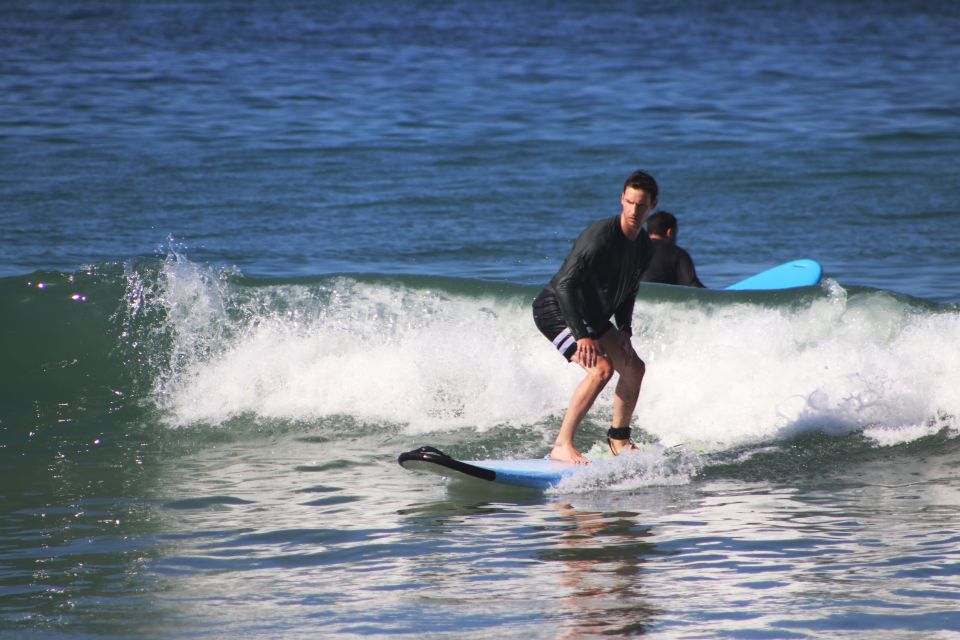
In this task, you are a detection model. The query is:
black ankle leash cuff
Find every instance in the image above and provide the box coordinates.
[607,427,632,440]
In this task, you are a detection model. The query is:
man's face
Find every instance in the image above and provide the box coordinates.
[621,187,656,228]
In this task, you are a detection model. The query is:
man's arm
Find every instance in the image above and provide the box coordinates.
[554,222,608,340]
[614,296,635,334]
[554,252,591,340]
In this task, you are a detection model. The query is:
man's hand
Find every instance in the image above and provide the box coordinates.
[575,337,600,368]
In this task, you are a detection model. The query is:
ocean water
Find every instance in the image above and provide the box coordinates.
[2,1,960,638]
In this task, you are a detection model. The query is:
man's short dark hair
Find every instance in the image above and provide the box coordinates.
[623,170,658,201]
[647,211,677,237]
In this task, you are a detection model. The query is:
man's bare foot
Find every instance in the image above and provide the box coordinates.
[551,442,589,464]
[608,438,641,456]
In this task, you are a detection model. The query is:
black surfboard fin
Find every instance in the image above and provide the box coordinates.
[397,446,496,482]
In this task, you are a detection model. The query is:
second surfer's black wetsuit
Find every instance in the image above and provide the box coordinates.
[533,215,653,359]
[640,238,705,288]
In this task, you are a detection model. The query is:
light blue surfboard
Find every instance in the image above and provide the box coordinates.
[725,258,822,291]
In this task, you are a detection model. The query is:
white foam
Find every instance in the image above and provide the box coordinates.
[634,287,960,451]
[550,444,703,494]
[140,256,960,453]
[145,259,581,431]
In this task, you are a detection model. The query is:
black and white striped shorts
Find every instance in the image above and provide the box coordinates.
[532,292,612,361]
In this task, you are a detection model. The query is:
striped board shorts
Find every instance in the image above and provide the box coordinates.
[532,292,612,361]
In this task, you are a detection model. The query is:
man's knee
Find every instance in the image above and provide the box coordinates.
[589,357,615,385]
[623,355,645,386]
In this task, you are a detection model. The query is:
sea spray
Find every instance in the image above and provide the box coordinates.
[635,281,960,451]
[112,254,960,457]
[552,444,704,493]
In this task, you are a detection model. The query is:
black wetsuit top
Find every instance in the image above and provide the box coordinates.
[536,215,653,341]
[640,239,705,288]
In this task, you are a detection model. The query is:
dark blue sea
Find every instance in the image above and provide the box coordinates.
[3,1,960,638]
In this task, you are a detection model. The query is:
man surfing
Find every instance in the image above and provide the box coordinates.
[532,170,657,463]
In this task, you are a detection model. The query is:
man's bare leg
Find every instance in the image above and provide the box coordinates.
[550,357,613,464]
[600,331,646,455]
